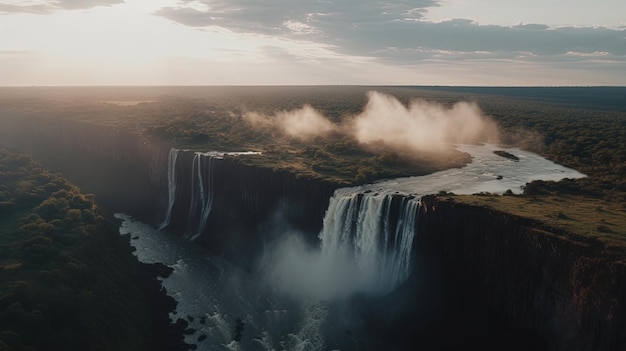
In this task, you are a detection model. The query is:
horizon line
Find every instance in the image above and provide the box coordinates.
[1,84,625,88]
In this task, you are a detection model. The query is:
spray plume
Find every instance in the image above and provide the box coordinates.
[245,104,336,140]
[352,91,500,153]
[244,91,500,153]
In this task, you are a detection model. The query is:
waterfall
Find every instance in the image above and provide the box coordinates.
[160,147,419,296]
[159,149,261,239]
[318,188,419,295]
[185,153,217,241]
[159,149,181,229]
[159,149,219,241]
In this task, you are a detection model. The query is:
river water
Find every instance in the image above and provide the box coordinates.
[116,143,585,351]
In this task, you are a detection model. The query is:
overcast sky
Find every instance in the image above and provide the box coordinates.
[1,0,625,86]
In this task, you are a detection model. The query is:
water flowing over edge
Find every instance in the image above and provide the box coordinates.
[124,143,588,349]
[318,190,419,295]
[159,149,261,240]
[158,149,179,230]
[158,144,586,296]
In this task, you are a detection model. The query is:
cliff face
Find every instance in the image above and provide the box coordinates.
[411,196,625,351]
[0,115,339,266]
[163,150,339,266]
[2,116,623,351]
[0,115,170,223]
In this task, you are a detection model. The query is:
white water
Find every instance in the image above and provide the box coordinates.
[313,143,586,296]
[359,143,585,196]
[160,149,260,240]
[130,143,585,350]
[159,149,180,230]
[185,153,217,241]
[317,191,418,296]
[118,213,341,351]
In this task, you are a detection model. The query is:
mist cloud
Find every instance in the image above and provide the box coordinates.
[244,91,500,154]
[260,232,385,300]
[352,91,500,153]
[245,104,337,140]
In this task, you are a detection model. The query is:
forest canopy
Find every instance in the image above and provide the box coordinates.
[0,86,624,201]
[0,149,179,351]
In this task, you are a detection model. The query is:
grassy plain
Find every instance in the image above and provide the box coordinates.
[447,194,626,254]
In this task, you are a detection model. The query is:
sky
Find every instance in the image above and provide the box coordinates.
[1,0,625,86]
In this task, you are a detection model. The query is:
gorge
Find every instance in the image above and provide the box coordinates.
[1,88,624,351]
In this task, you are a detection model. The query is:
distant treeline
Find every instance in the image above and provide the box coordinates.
[0,86,624,202]
[475,93,626,202]
[415,86,626,112]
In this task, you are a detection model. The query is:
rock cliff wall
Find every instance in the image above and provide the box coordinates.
[0,116,339,266]
[1,115,623,350]
[410,196,625,351]
[0,115,170,223]
[163,150,339,266]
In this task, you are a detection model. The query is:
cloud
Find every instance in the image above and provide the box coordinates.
[3,0,622,84]
[340,19,626,60]
[154,6,215,27]
[0,0,122,14]
[153,0,626,73]
[0,3,52,14]
[56,0,122,10]
[155,0,438,36]
[513,23,550,30]
[283,19,318,35]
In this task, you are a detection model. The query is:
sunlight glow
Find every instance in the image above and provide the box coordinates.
[0,0,358,85]
[0,0,624,85]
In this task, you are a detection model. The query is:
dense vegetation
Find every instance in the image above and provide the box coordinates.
[474,94,626,202]
[0,86,624,348]
[0,149,184,351]
[0,85,624,217]
[0,87,475,185]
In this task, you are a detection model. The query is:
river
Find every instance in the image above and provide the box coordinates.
[116,143,585,351]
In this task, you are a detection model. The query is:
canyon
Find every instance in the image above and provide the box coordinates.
[0,115,623,350]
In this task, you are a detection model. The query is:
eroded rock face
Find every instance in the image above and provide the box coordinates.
[0,115,339,267]
[0,116,170,223]
[162,150,338,267]
[412,197,625,351]
[3,115,623,351]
